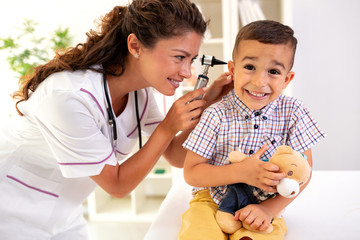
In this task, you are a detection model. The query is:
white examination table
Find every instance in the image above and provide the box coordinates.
[144,170,360,240]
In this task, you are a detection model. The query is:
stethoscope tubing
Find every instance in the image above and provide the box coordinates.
[103,73,142,154]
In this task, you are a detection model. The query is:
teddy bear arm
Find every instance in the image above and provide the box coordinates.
[228,151,247,163]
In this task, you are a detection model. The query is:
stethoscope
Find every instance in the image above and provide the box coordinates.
[103,73,142,156]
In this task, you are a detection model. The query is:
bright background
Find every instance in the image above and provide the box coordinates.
[290,0,360,170]
[0,0,127,119]
[1,0,360,170]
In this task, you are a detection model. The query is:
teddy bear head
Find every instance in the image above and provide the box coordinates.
[269,145,312,198]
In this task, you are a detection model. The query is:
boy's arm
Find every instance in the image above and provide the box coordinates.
[235,148,313,232]
[184,145,285,192]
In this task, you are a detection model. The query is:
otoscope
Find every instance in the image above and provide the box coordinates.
[193,54,227,100]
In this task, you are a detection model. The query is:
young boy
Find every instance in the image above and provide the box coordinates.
[178,20,325,240]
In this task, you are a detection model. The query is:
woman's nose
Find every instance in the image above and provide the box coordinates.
[179,62,192,79]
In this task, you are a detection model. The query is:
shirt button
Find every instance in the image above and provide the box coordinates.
[254,112,260,117]
[271,140,276,145]
[254,124,259,129]
[245,115,249,119]
[249,150,254,154]
[262,116,268,120]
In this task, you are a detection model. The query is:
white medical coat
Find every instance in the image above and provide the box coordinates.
[0,69,164,239]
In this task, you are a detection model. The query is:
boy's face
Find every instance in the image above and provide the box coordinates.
[228,40,295,110]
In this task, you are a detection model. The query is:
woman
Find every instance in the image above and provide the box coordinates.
[0,0,232,239]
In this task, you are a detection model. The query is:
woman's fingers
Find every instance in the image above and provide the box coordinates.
[181,87,208,103]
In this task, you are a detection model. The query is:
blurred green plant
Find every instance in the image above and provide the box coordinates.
[0,19,72,78]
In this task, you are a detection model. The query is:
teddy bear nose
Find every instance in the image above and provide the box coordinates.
[277,178,300,198]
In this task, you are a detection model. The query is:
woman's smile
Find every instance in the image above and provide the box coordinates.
[167,77,182,88]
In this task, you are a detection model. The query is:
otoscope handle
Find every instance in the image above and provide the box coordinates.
[193,74,209,100]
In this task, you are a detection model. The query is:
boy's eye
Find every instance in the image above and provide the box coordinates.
[244,64,255,70]
[269,69,280,75]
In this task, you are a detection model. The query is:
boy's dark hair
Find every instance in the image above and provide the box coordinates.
[232,20,297,68]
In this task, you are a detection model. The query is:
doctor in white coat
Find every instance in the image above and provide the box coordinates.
[0,0,233,239]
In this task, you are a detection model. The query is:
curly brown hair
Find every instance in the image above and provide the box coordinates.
[13,0,208,115]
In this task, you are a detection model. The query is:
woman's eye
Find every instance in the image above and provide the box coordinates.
[244,64,255,70]
[269,69,280,75]
[191,57,198,64]
[176,56,185,61]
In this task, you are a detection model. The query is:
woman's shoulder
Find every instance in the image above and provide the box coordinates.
[22,69,104,116]
[45,69,102,91]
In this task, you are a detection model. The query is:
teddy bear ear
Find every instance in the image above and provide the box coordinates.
[276,145,293,154]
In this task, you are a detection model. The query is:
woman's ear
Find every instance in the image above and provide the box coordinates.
[127,33,141,58]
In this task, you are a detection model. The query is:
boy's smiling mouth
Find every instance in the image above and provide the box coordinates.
[246,90,268,97]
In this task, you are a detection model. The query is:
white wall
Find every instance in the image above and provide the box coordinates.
[291,0,360,170]
[2,0,359,170]
[0,0,128,120]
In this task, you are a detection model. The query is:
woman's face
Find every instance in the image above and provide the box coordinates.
[138,31,203,96]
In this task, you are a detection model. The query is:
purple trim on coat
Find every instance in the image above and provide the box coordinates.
[6,175,59,198]
[80,88,105,117]
[127,89,149,137]
[116,150,130,155]
[145,121,162,126]
[57,150,113,165]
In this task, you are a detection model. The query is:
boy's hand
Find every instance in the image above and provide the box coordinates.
[238,145,286,192]
[234,204,273,232]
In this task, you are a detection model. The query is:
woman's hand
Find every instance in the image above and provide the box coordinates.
[161,87,208,135]
[203,72,233,107]
[161,71,232,136]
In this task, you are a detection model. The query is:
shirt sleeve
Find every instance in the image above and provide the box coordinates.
[34,90,117,178]
[287,101,326,152]
[183,106,221,159]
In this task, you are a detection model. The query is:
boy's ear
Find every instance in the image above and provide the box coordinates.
[228,60,235,76]
[127,33,141,57]
[283,71,295,89]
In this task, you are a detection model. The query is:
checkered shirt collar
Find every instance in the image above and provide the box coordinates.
[226,89,279,120]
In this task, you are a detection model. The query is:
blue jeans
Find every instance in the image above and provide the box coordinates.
[218,183,257,215]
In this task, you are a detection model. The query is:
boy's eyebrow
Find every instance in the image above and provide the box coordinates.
[242,56,256,61]
[242,56,286,69]
[272,60,286,70]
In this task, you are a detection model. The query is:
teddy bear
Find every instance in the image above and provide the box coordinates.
[215,145,312,234]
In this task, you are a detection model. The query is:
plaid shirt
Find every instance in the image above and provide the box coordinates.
[183,90,325,205]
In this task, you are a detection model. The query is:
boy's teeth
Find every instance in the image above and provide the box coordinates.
[248,90,265,97]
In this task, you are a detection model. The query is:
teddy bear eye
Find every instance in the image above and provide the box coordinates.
[287,171,293,176]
